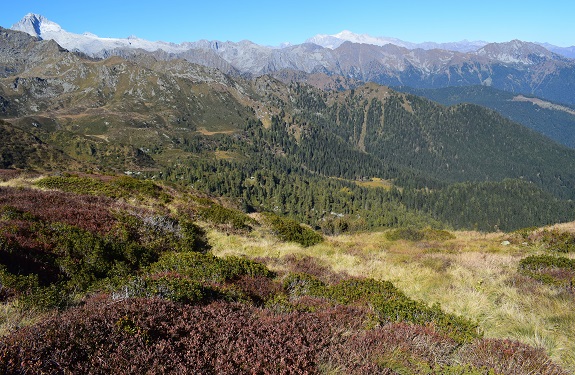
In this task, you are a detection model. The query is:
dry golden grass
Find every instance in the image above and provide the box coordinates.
[0,176,44,189]
[209,227,575,372]
[0,302,47,337]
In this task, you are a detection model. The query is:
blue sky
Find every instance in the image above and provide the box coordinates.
[2,0,574,47]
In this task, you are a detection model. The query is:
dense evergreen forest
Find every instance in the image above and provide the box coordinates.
[153,83,575,232]
[395,85,575,149]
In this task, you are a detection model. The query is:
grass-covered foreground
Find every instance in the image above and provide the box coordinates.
[0,170,573,374]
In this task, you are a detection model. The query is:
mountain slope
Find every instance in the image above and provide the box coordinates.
[9,15,575,106]
[0,119,80,170]
[2,27,575,231]
[395,85,575,148]
[288,83,575,199]
[0,172,571,373]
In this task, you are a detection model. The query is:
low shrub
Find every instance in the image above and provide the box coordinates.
[150,252,274,284]
[460,338,569,375]
[0,299,335,374]
[113,274,205,304]
[0,186,117,234]
[320,322,464,374]
[282,254,344,284]
[1,298,548,374]
[48,223,157,290]
[35,175,170,202]
[386,227,425,241]
[110,175,170,202]
[516,228,575,253]
[112,211,210,254]
[198,204,255,231]
[519,254,575,290]
[538,229,575,253]
[262,212,323,247]
[35,175,112,196]
[283,274,480,344]
[386,227,455,242]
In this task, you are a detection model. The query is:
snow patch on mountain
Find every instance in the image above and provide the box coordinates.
[307,30,411,49]
[11,13,193,55]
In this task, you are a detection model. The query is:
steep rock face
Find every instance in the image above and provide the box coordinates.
[0,27,76,78]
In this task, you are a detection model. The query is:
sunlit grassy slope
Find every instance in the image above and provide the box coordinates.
[1,171,573,372]
[210,225,575,371]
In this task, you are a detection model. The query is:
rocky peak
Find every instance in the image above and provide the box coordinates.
[475,40,557,64]
[11,13,62,39]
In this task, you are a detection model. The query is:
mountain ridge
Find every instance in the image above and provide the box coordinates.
[9,14,575,106]
[13,13,575,57]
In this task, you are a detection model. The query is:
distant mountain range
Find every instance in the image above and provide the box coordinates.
[9,14,575,106]
[306,30,575,58]
[305,30,490,52]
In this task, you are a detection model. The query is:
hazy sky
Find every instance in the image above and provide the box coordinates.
[2,0,574,47]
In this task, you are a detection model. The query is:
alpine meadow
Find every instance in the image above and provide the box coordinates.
[2,12,575,374]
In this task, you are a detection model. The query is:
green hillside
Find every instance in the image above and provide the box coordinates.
[2,29,575,373]
[395,85,575,148]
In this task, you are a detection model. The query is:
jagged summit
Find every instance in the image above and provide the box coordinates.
[11,13,59,38]
[10,13,194,56]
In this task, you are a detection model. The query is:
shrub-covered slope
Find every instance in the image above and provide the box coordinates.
[0,172,569,374]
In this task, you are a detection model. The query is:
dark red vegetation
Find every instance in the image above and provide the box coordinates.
[0,298,350,374]
[461,339,568,375]
[1,296,567,374]
[0,178,569,374]
[0,186,118,235]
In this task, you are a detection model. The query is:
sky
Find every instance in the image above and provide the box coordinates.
[1,0,574,47]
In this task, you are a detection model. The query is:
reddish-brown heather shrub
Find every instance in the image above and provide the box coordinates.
[0,187,118,235]
[0,169,39,181]
[0,296,568,374]
[0,219,52,252]
[0,297,339,374]
[282,254,346,284]
[289,295,337,312]
[231,274,283,304]
[459,338,568,375]
[320,322,459,373]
